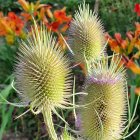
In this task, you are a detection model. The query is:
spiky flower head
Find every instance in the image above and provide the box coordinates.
[68,2,105,64]
[79,55,128,140]
[15,22,72,114]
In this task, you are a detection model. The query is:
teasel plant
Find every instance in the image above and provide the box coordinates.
[9,20,76,140]
[76,54,140,140]
[67,1,106,75]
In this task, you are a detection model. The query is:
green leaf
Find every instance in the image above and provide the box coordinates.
[0,84,14,139]
[130,85,136,116]
[0,84,13,102]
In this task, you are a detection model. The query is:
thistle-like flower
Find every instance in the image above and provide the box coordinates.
[79,55,128,140]
[14,21,72,139]
[68,2,105,64]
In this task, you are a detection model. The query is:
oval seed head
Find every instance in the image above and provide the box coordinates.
[15,23,72,113]
[68,2,105,63]
[79,55,128,140]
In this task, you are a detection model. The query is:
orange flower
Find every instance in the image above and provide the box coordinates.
[45,5,53,19]
[46,21,60,32]
[114,33,122,44]
[18,0,46,13]
[135,22,140,37]
[0,11,25,44]
[0,20,13,34]
[105,33,120,53]
[60,24,69,32]
[20,12,32,21]
[54,7,71,23]
[0,25,6,36]
[8,12,24,35]
[114,33,127,50]
[126,31,134,41]
[135,39,140,49]
[33,1,46,11]
[126,59,140,74]
[109,39,120,53]
[39,7,49,23]
[18,0,29,12]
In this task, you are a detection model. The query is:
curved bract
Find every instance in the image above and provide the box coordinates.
[68,3,105,64]
[80,55,128,140]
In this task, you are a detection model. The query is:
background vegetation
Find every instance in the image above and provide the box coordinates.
[0,0,140,139]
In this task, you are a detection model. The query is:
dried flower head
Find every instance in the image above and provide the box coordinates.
[68,2,105,64]
[79,55,128,140]
[15,22,72,114]
[14,21,74,139]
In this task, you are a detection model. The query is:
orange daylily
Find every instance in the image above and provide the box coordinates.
[0,1,72,46]
[18,0,29,12]
[0,12,25,44]
[105,33,120,53]
[39,7,46,20]
[114,33,122,44]
[54,7,72,23]
[114,33,127,50]
[126,31,134,41]
[126,59,140,74]
[45,5,53,19]
[18,0,46,13]
[46,21,60,32]
[0,22,6,36]
[20,12,32,21]
[106,22,140,75]
[60,24,70,32]
[0,20,13,34]
[106,23,140,55]
[8,12,24,35]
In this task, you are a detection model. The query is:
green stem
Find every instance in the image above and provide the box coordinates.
[42,106,58,140]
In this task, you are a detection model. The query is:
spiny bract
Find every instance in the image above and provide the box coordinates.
[15,23,72,114]
[68,2,105,63]
[80,55,128,140]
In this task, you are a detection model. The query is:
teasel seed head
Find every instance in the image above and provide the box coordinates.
[68,2,105,64]
[15,22,72,114]
[79,55,128,140]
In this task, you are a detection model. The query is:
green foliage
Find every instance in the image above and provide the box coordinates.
[40,0,83,13]
[0,76,15,140]
[0,0,140,139]
[99,0,138,36]
[0,0,18,14]
[0,42,17,83]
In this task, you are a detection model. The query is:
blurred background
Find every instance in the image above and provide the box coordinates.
[0,0,140,139]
